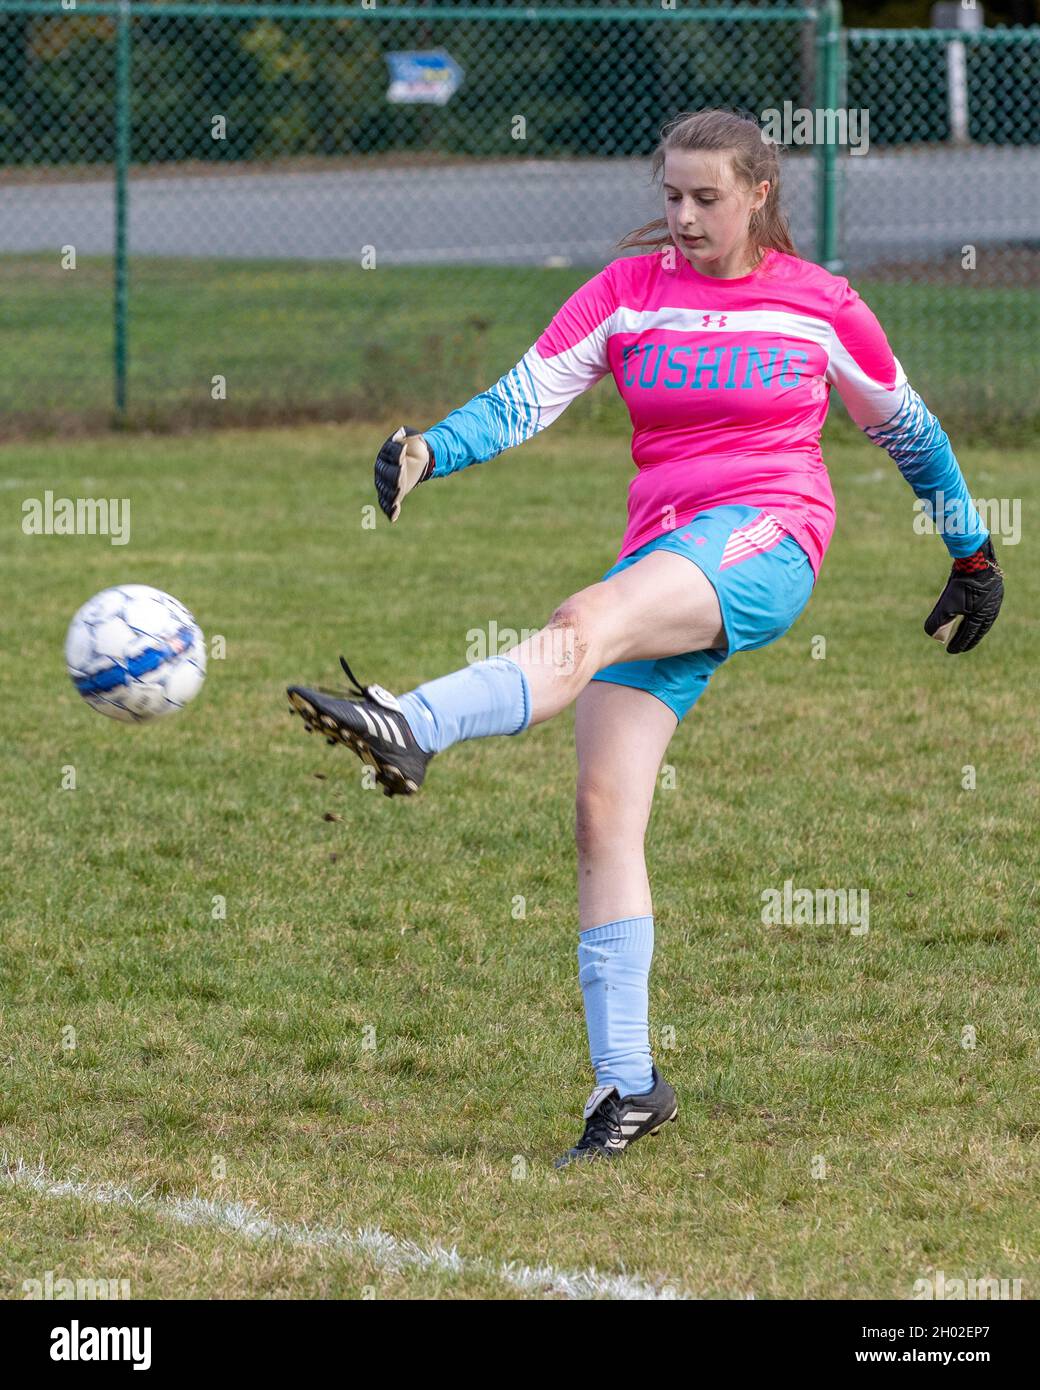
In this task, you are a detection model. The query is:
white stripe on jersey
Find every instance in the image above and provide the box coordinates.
[613,305,833,352]
[826,331,910,428]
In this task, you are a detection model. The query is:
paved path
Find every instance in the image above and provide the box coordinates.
[2,148,1035,270]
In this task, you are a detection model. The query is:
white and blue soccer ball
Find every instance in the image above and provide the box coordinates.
[65,584,206,723]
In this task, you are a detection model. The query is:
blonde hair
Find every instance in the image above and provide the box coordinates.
[617,107,797,264]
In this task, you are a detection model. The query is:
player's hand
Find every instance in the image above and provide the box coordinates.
[374,426,435,523]
[924,537,1004,653]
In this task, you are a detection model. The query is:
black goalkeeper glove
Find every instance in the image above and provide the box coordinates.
[924,537,1004,654]
[374,425,435,523]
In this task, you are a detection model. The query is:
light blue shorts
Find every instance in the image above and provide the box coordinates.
[590,505,815,722]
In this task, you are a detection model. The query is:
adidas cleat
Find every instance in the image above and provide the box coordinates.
[287,655,432,797]
[554,1065,678,1169]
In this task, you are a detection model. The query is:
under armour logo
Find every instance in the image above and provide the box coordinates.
[701,313,728,327]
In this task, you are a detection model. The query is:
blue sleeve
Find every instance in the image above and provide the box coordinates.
[825,281,989,557]
[863,387,989,557]
[423,358,545,478]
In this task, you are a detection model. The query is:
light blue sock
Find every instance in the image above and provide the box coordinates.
[396,656,531,755]
[578,916,655,1098]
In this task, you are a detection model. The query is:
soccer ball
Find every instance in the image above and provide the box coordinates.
[65,584,207,723]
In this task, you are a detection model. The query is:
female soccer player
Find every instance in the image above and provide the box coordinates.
[288,109,1004,1169]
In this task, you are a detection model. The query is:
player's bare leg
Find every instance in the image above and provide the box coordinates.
[573,679,678,931]
[287,550,723,795]
[500,550,724,726]
[556,679,682,1167]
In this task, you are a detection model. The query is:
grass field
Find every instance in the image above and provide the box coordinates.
[2,253,1037,441]
[1,415,1036,1299]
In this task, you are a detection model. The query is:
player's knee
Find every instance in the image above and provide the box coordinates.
[546,592,602,677]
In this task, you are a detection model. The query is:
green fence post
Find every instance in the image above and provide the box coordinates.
[814,0,843,273]
[113,0,131,425]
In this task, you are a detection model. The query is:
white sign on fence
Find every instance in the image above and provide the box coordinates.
[386,50,463,106]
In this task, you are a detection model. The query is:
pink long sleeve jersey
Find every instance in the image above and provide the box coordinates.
[423,247,988,577]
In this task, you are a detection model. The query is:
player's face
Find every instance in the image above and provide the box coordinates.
[663,150,769,277]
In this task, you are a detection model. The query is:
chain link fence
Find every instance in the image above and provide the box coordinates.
[0,1,1036,439]
[840,23,1040,438]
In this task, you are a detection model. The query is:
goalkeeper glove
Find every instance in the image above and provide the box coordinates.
[374,425,435,523]
[924,537,1004,653]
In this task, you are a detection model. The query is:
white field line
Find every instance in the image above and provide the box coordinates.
[1,1157,690,1301]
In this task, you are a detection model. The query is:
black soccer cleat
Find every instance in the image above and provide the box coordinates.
[553,1065,678,1169]
[287,655,432,797]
